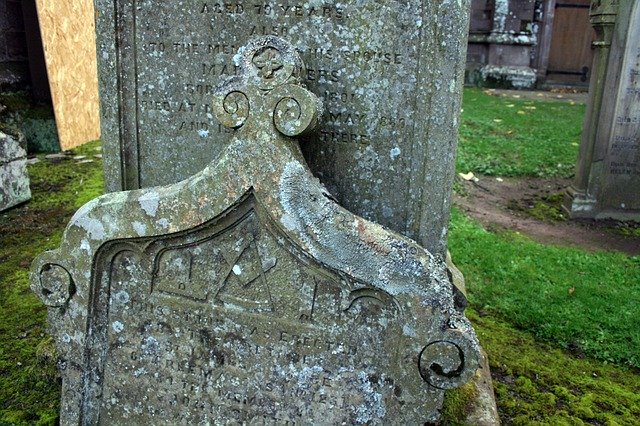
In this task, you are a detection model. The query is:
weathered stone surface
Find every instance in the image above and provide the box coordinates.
[33,37,480,424]
[566,0,639,221]
[95,0,471,256]
[0,129,30,211]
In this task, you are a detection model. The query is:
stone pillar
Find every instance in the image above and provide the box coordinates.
[532,0,556,83]
[565,0,640,220]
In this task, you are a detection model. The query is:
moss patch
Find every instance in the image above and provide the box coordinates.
[1,90,59,153]
[508,191,567,222]
[469,309,640,425]
[0,141,104,424]
[3,139,640,425]
[441,382,478,424]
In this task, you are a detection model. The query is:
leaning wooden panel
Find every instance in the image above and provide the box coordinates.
[35,0,100,150]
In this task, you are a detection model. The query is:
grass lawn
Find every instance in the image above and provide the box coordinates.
[457,88,585,177]
[450,88,640,424]
[449,209,640,369]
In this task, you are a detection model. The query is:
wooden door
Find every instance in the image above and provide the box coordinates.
[546,0,596,86]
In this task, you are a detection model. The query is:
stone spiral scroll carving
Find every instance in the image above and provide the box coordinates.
[218,91,250,129]
[418,333,479,390]
[213,37,321,138]
[33,263,75,307]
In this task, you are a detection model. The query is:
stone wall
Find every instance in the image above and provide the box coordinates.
[467,0,539,88]
[466,0,594,89]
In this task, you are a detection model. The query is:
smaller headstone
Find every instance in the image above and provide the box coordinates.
[31,37,480,424]
[0,129,31,211]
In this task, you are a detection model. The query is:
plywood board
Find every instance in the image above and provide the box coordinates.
[35,0,100,150]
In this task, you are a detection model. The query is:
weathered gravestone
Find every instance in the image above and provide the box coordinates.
[0,129,31,211]
[565,0,640,220]
[32,37,480,424]
[95,0,471,256]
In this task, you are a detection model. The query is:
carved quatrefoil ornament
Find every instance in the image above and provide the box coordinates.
[213,36,323,137]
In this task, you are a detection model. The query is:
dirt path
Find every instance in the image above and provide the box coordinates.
[454,176,640,256]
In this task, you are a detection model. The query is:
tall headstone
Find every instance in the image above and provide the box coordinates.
[95,0,471,255]
[32,37,480,424]
[565,0,640,220]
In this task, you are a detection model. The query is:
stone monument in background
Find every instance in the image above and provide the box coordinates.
[565,0,640,221]
[0,129,31,212]
[95,0,471,256]
[31,37,480,424]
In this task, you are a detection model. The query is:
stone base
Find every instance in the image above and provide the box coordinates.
[0,130,31,211]
[478,65,537,90]
[564,186,640,222]
[446,253,501,425]
[563,186,597,219]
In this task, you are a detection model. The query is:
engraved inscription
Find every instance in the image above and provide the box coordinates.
[130,0,420,186]
[603,5,640,209]
[92,197,410,424]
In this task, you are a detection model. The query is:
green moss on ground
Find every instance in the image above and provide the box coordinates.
[518,192,567,222]
[0,141,104,424]
[469,309,640,425]
[457,88,585,178]
[441,382,478,424]
[616,223,640,238]
[449,208,640,369]
[506,191,568,222]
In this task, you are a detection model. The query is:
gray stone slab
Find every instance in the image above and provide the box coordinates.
[95,0,471,256]
[600,1,640,216]
[566,0,640,221]
[0,130,31,211]
[32,37,479,424]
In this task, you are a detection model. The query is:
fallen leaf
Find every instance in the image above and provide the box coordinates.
[493,119,503,123]
[496,177,504,182]
[568,287,576,295]
[517,110,526,115]
[506,104,515,108]
[458,172,479,182]
[459,172,475,181]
